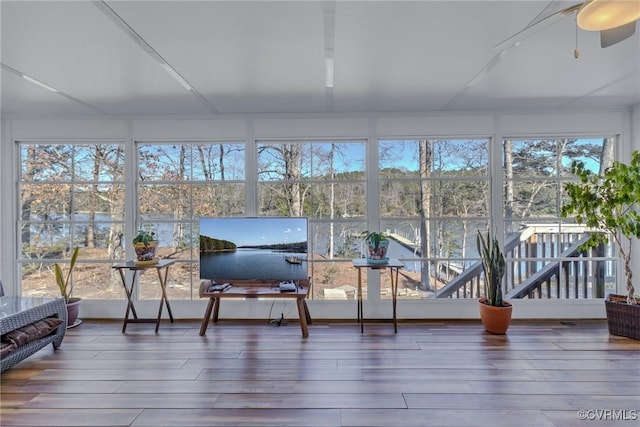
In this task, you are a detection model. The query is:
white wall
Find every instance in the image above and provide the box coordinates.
[1,109,634,320]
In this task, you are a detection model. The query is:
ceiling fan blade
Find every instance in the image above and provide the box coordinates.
[494,2,583,51]
[600,20,636,47]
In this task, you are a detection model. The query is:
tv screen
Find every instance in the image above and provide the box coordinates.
[199,217,308,282]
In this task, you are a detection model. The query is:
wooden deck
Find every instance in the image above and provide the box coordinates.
[1,319,638,426]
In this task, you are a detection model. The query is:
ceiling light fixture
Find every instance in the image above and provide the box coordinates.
[93,1,193,92]
[22,74,58,93]
[325,57,334,88]
[577,0,640,31]
[162,64,193,91]
[323,2,336,90]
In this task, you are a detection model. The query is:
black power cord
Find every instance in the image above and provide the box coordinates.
[270,313,287,327]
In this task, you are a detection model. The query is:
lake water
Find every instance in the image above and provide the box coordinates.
[200,249,308,281]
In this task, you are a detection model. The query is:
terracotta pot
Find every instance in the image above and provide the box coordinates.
[478,298,512,334]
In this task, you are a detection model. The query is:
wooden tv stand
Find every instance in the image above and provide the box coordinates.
[198,279,312,338]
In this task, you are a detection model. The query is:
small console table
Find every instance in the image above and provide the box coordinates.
[199,279,312,338]
[352,258,404,333]
[112,259,175,333]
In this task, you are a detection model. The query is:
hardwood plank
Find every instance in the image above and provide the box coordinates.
[116,379,475,394]
[0,380,126,394]
[403,393,640,410]
[131,408,342,427]
[468,380,639,395]
[29,368,202,381]
[23,393,222,409]
[361,367,535,381]
[211,393,408,409]
[0,409,141,427]
[196,367,365,381]
[340,409,557,427]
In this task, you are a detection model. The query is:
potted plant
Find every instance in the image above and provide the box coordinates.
[477,230,512,334]
[361,231,389,264]
[54,246,82,328]
[132,230,159,264]
[561,150,640,340]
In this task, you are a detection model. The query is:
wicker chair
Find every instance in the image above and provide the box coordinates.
[0,293,67,372]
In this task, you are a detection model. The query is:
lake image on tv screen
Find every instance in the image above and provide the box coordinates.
[199,217,308,281]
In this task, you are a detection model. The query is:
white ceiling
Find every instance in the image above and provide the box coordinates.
[1,0,639,117]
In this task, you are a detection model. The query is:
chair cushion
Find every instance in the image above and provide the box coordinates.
[0,341,17,358]
[1,317,64,347]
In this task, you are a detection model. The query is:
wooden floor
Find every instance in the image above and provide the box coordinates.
[1,319,638,427]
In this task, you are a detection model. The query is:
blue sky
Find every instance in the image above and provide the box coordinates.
[199,217,307,246]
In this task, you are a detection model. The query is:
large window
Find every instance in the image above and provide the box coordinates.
[136,142,245,300]
[19,142,126,299]
[16,134,619,304]
[378,139,490,299]
[502,137,618,299]
[257,140,366,300]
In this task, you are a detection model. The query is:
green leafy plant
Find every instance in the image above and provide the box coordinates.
[132,230,156,246]
[477,230,506,307]
[360,231,388,249]
[54,247,79,304]
[561,150,640,305]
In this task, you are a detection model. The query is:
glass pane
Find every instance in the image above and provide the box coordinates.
[257,143,311,181]
[505,140,558,178]
[20,183,72,221]
[73,144,125,181]
[192,183,245,217]
[73,223,123,253]
[138,144,193,181]
[258,183,310,217]
[309,260,360,301]
[380,180,422,217]
[73,264,123,300]
[380,139,488,178]
[432,180,489,217]
[307,183,366,219]
[138,260,195,300]
[379,140,420,175]
[310,221,364,260]
[138,183,192,219]
[192,143,245,181]
[162,222,194,260]
[72,184,125,220]
[21,223,71,259]
[309,142,366,179]
[20,144,73,182]
[431,139,488,176]
[21,262,58,298]
[560,138,609,176]
[506,180,559,218]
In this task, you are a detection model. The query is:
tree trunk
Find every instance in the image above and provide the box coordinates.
[504,140,514,234]
[599,137,615,174]
[419,140,433,291]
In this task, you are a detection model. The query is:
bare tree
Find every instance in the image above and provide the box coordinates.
[599,137,615,174]
[504,140,514,234]
[418,140,433,291]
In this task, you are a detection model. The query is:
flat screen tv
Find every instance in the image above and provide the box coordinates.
[199,217,308,282]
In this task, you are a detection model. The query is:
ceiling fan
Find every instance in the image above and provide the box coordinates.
[495,0,640,51]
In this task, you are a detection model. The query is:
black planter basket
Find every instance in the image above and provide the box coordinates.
[605,294,640,340]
